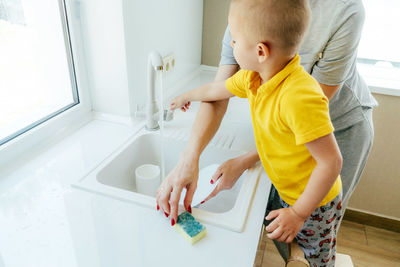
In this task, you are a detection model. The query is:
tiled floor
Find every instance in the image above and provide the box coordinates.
[254,220,400,267]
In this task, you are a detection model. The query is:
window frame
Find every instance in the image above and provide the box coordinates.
[0,0,92,169]
[355,0,400,96]
[356,59,400,97]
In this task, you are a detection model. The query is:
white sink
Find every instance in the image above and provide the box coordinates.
[73,127,262,232]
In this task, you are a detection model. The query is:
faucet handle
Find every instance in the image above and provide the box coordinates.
[163,109,174,121]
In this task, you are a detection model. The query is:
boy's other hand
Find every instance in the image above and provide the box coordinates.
[264,207,305,243]
[202,157,246,203]
[170,95,191,112]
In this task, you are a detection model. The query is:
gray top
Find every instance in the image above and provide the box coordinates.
[220,0,378,130]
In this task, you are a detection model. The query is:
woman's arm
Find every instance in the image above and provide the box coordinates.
[319,83,341,100]
[157,65,239,226]
[239,149,260,169]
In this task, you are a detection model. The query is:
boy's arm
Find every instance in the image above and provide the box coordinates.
[170,80,234,110]
[265,133,342,243]
[292,133,342,218]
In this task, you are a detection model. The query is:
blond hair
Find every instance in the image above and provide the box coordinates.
[230,0,311,56]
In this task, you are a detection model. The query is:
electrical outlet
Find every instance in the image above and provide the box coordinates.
[162,53,175,72]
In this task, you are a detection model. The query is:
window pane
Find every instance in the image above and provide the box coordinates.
[0,0,78,145]
[358,0,400,63]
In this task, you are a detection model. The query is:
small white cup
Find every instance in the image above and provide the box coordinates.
[135,164,161,196]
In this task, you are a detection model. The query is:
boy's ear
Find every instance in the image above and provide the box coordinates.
[256,42,269,63]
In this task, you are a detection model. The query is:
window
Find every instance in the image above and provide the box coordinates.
[357,0,400,90]
[0,0,79,146]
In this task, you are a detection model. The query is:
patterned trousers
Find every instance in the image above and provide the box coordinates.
[279,191,343,267]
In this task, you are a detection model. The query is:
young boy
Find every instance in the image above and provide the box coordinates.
[170,0,342,266]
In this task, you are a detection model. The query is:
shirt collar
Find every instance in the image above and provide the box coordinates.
[249,54,301,96]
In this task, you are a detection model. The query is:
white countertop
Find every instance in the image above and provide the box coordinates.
[0,70,271,267]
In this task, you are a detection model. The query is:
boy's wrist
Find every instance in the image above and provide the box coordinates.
[290,205,310,221]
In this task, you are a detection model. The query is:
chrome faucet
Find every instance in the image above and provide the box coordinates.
[146,51,163,131]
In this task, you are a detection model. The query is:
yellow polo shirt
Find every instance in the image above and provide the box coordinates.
[226,54,341,206]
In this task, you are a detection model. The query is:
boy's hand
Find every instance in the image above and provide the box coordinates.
[265,207,306,243]
[170,95,191,112]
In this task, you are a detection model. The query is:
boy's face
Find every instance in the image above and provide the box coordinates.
[228,9,260,71]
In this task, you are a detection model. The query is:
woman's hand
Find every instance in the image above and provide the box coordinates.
[202,157,247,202]
[265,208,306,243]
[202,150,260,202]
[156,156,198,226]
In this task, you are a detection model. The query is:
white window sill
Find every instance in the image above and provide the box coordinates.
[357,62,400,97]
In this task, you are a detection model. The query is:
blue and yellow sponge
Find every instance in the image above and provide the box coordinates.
[174,211,207,244]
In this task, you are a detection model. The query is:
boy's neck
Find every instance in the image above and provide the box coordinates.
[258,55,294,84]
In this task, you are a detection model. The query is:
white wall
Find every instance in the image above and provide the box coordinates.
[122,0,204,113]
[80,0,131,116]
[78,0,203,117]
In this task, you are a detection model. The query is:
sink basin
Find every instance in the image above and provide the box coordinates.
[73,127,262,232]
